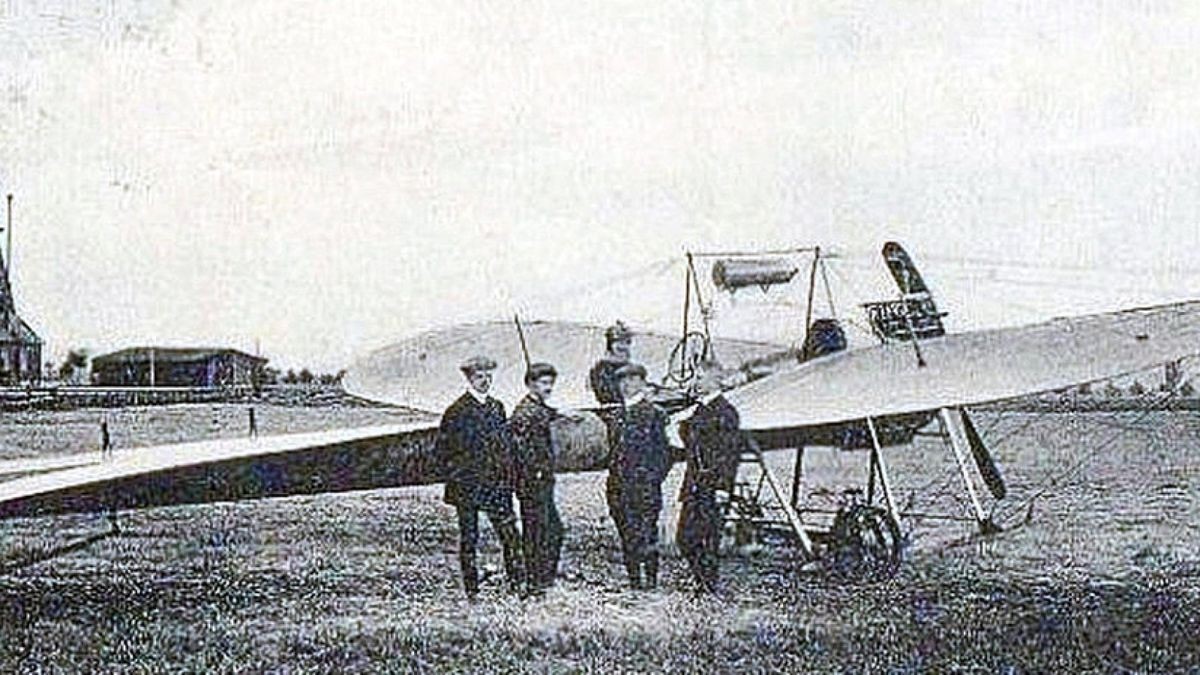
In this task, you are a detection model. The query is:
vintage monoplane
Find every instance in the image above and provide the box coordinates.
[0,242,1196,576]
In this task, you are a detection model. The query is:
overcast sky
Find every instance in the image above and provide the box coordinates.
[3,1,1200,370]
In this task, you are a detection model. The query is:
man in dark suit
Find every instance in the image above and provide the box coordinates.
[589,321,633,405]
[677,360,743,594]
[606,362,671,590]
[435,355,525,600]
[509,362,566,595]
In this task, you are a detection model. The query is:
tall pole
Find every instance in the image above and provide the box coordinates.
[5,194,11,273]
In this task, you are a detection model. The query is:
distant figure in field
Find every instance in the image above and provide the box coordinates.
[606,363,671,590]
[435,355,525,600]
[677,360,742,595]
[509,362,567,595]
[100,418,112,457]
[589,321,633,406]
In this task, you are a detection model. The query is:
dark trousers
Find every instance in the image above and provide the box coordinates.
[678,490,721,592]
[518,483,564,589]
[455,498,524,596]
[606,478,662,588]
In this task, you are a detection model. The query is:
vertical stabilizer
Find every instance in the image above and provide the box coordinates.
[863,242,947,341]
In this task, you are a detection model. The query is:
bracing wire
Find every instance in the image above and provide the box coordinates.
[819,258,838,320]
[522,256,680,318]
[994,388,1182,528]
[897,376,1187,541]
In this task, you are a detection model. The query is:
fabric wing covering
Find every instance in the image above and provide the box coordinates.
[728,300,1200,431]
[5,302,1199,519]
[343,320,787,412]
[0,422,440,519]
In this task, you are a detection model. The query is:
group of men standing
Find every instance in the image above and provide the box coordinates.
[434,321,743,600]
[435,355,566,599]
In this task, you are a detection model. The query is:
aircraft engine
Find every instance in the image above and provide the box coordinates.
[801,318,847,361]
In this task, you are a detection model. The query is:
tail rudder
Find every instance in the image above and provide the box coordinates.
[869,242,946,340]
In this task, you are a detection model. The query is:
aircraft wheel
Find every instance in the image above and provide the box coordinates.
[825,504,903,580]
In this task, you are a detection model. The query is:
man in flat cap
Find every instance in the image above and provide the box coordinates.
[589,321,633,406]
[435,355,525,600]
[677,359,743,595]
[508,362,567,595]
[606,362,671,590]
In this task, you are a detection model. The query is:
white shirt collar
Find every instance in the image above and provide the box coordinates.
[466,387,489,404]
[699,391,723,406]
[624,391,647,407]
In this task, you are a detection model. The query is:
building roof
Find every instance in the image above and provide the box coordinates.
[0,250,40,347]
[0,315,41,346]
[92,347,268,366]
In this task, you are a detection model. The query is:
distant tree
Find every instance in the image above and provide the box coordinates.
[261,367,281,385]
[1181,381,1196,397]
[1077,382,1092,396]
[283,369,298,385]
[313,370,348,386]
[58,349,90,382]
[1128,380,1146,396]
[298,368,314,384]
[1102,381,1122,398]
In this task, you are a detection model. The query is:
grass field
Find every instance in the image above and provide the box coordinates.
[1,405,1199,672]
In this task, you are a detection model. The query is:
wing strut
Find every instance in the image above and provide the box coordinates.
[743,436,815,559]
[938,408,1001,534]
[960,409,1007,500]
[865,417,900,527]
[789,445,805,510]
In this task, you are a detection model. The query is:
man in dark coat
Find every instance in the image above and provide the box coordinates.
[589,321,633,405]
[590,321,634,483]
[509,362,566,594]
[435,355,525,600]
[606,362,671,589]
[677,360,743,594]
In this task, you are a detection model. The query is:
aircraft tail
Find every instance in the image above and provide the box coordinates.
[863,242,947,341]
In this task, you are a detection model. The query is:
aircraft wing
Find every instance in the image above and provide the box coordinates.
[344,320,787,412]
[0,412,620,520]
[727,300,1200,431]
[8,301,1197,521]
[0,453,104,479]
[0,422,439,519]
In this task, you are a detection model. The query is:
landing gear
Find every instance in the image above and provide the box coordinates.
[826,497,903,580]
[727,488,767,547]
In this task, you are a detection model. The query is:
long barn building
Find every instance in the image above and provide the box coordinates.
[92,348,266,388]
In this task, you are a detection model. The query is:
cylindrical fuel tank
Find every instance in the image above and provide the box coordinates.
[712,258,799,292]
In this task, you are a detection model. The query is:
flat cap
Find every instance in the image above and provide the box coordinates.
[614,362,647,380]
[524,362,558,383]
[459,355,497,374]
[605,321,633,342]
